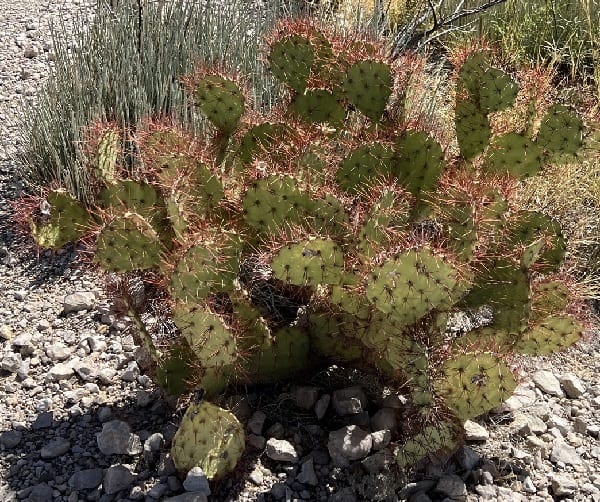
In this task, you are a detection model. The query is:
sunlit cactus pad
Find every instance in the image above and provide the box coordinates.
[171,401,245,479]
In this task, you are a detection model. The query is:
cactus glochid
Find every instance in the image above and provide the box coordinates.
[25,21,589,478]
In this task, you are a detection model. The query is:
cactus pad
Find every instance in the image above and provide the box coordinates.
[478,68,518,113]
[531,281,570,321]
[195,75,245,134]
[271,238,344,287]
[242,175,313,233]
[246,326,310,382]
[307,312,364,361]
[290,89,345,125]
[343,60,392,121]
[396,422,458,468]
[437,352,517,419]
[536,104,583,156]
[95,128,119,184]
[95,213,162,272]
[173,305,238,370]
[455,100,491,160]
[237,122,288,164]
[485,133,543,178]
[365,249,462,326]
[171,401,245,479]
[268,35,314,93]
[393,131,444,197]
[171,243,239,302]
[516,315,583,355]
[156,342,195,396]
[336,143,394,193]
[29,190,90,250]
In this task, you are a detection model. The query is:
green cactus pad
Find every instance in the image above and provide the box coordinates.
[343,60,392,122]
[164,194,188,240]
[516,315,583,355]
[531,281,570,321]
[173,305,238,370]
[463,259,530,332]
[485,133,543,178]
[195,75,245,134]
[95,128,119,184]
[242,175,313,233]
[336,143,394,193]
[330,285,371,320]
[478,68,518,113]
[237,122,289,164]
[396,422,458,468]
[268,35,314,93]
[365,249,462,326]
[454,326,516,353]
[171,401,245,479]
[170,243,239,302]
[439,203,476,262]
[307,312,364,361]
[536,104,583,156]
[271,238,344,287]
[311,194,349,236]
[437,352,517,420]
[509,211,566,272]
[245,326,310,382]
[290,89,345,125]
[457,52,490,98]
[155,342,195,397]
[455,100,491,160]
[189,161,225,213]
[98,179,160,214]
[29,190,90,250]
[95,213,162,272]
[393,131,444,197]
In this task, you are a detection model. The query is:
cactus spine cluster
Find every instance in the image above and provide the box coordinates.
[27,21,587,479]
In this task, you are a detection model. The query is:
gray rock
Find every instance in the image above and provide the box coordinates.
[370,407,397,432]
[96,420,143,455]
[183,467,211,495]
[0,430,22,449]
[270,482,288,499]
[327,425,372,466]
[522,476,537,493]
[332,386,368,415]
[247,434,266,450]
[361,449,394,474]
[496,383,536,413]
[329,487,357,502]
[0,325,13,340]
[120,361,140,382]
[247,410,267,435]
[381,393,407,408]
[291,386,320,410]
[435,474,467,500]
[163,494,208,502]
[550,440,582,465]
[143,432,164,463]
[370,429,391,451]
[265,438,298,463]
[47,362,74,381]
[456,445,480,471]
[297,458,318,486]
[265,422,284,438]
[532,370,564,397]
[475,485,497,500]
[68,468,103,490]
[547,414,570,436]
[40,437,70,459]
[559,373,586,398]
[31,411,53,429]
[510,413,547,436]
[551,474,578,497]
[1,352,22,372]
[103,465,135,494]
[314,393,330,420]
[45,342,71,361]
[464,420,489,441]
[147,483,168,499]
[27,483,53,502]
[249,468,264,485]
[63,292,96,313]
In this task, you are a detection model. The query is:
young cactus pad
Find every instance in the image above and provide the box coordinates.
[29,190,89,250]
[268,34,314,93]
[195,75,245,134]
[171,401,245,479]
[343,60,393,122]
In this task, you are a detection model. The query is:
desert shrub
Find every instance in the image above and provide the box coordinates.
[22,20,592,478]
[15,0,300,202]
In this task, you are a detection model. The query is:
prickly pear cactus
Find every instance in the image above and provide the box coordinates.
[23,21,591,477]
[171,401,245,479]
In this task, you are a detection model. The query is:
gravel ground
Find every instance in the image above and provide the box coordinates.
[1,2,599,501]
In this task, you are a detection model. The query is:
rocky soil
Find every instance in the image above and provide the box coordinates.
[0,1,599,501]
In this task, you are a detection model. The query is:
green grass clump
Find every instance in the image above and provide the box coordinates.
[15,0,298,202]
